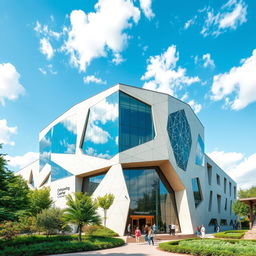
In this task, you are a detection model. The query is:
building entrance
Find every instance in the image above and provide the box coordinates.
[130,215,154,234]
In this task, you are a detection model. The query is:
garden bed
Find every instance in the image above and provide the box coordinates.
[159,238,256,256]
[0,235,124,256]
[214,230,247,239]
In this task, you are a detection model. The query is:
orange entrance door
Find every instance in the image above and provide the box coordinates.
[130,215,154,234]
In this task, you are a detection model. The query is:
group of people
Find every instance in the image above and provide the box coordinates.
[195,225,206,238]
[127,223,157,245]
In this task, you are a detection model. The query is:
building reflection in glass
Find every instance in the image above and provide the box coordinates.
[81,173,106,195]
[123,168,179,233]
[195,135,205,166]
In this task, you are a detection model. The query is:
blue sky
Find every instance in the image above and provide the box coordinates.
[0,0,256,188]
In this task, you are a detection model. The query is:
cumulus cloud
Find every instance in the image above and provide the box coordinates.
[211,49,256,110]
[208,150,256,189]
[202,53,215,68]
[40,38,54,59]
[201,0,247,37]
[112,53,125,65]
[187,100,202,114]
[0,119,17,146]
[62,115,77,134]
[63,0,140,71]
[86,124,110,144]
[0,63,25,106]
[83,75,106,85]
[6,152,38,169]
[141,45,200,96]
[139,0,154,19]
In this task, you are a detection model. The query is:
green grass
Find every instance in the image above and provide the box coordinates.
[0,235,124,256]
[214,230,247,239]
[83,225,119,237]
[159,238,256,256]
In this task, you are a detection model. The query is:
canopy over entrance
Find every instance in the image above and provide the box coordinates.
[239,197,256,229]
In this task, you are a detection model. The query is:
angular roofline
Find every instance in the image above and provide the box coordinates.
[15,158,39,174]
[40,82,204,134]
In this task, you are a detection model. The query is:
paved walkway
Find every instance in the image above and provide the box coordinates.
[50,240,191,256]
[244,219,256,239]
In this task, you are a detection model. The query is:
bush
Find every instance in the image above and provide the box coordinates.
[36,207,68,235]
[83,225,118,237]
[0,236,124,256]
[159,238,256,256]
[214,230,247,239]
[0,221,20,240]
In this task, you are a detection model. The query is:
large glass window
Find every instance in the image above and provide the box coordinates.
[82,91,155,159]
[82,173,106,195]
[167,110,192,171]
[123,168,179,233]
[191,177,203,208]
[195,135,204,166]
[39,115,76,181]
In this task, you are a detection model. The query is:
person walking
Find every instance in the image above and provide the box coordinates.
[152,223,157,237]
[127,223,131,237]
[196,226,200,236]
[172,224,176,236]
[147,226,154,245]
[135,226,141,243]
[201,225,206,238]
[144,225,149,242]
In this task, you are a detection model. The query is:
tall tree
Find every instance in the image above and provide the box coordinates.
[28,187,53,215]
[63,192,101,241]
[0,145,30,221]
[97,193,114,226]
[238,187,256,198]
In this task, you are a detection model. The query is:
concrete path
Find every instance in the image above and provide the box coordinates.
[50,241,191,256]
[244,219,256,239]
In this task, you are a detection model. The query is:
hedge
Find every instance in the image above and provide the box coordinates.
[214,230,247,239]
[0,237,125,256]
[159,238,256,256]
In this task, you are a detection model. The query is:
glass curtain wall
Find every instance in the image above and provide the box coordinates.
[123,168,179,233]
[82,173,106,195]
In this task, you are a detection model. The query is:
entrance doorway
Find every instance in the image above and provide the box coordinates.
[130,215,154,234]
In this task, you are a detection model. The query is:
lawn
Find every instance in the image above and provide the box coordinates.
[159,238,256,256]
[0,235,124,256]
[214,230,247,239]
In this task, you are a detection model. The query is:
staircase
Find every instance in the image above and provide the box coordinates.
[244,219,256,239]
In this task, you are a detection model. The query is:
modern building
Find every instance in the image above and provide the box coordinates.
[17,83,237,235]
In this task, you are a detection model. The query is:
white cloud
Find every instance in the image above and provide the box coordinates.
[6,152,38,169]
[63,0,140,71]
[0,63,25,106]
[201,0,247,37]
[38,64,57,75]
[40,38,54,60]
[202,53,215,68]
[0,119,17,146]
[141,45,200,96]
[139,0,154,19]
[207,151,256,189]
[211,49,256,110]
[86,124,110,144]
[34,21,61,39]
[184,16,196,30]
[85,147,111,159]
[83,75,106,85]
[187,100,202,114]
[112,53,125,65]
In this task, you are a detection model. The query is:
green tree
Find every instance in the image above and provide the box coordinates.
[238,186,256,198]
[97,193,114,226]
[28,187,53,215]
[232,200,249,218]
[63,192,101,241]
[0,145,30,221]
[36,207,67,236]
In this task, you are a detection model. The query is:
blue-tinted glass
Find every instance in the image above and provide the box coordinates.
[192,177,203,208]
[119,91,155,152]
[195,135,205,166]
[82,173,106,195]
[51,115,77,154]
[82,92,119,159]
[39,115,76,180]
[167,110,192,171]
[50,160,73,181]
[82,91,155,159]
[123,168,179,233]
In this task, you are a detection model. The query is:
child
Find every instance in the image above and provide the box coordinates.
[135,226,141,243]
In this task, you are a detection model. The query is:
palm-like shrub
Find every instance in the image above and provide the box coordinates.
[97,194,114,226]
[63,192,101,241]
